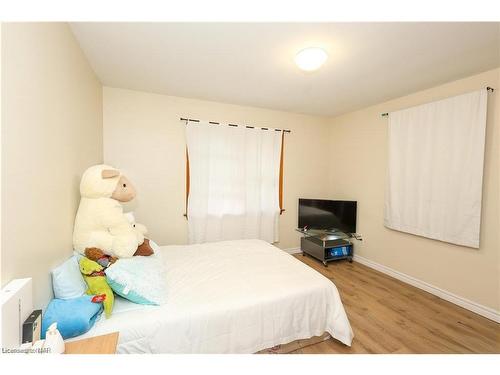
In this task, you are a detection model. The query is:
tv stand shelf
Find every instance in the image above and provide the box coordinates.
[296,228,354,267]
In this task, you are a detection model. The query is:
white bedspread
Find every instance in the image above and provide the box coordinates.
[77,239,354,353]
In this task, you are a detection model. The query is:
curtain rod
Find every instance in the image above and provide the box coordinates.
[380,86,495,117]
[180,117,291,133]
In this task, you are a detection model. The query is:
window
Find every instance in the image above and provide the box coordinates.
[184,122,286,244]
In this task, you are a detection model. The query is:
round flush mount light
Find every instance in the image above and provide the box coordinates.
[294,47,328,71]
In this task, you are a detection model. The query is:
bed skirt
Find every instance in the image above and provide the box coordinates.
[256,333,331,354]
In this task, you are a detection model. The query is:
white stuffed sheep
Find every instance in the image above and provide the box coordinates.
[73,164,149,258]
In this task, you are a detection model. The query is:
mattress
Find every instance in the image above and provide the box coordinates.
[76,239,354,353]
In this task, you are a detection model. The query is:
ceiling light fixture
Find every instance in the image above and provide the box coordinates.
[294,47,328,72]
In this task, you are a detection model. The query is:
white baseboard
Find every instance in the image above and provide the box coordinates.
[283,247,302,255]
[353,254,500,323]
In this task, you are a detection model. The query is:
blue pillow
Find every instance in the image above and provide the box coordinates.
[105,253,167,305]
[42,295,103,339]
[51,256,87,299]
[107,278,156,305]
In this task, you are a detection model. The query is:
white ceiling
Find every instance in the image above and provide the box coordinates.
[70,23,500,117]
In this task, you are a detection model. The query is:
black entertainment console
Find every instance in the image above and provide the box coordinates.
[297,199,361,266]
[296,229,355,266]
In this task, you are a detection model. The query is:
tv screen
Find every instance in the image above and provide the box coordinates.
[298,199,357,233]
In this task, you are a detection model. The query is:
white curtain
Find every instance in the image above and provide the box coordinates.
[384,89,488,248]
[186,122,282,244]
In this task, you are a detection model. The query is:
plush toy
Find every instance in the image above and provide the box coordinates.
[134,238,154,257]
[124,212,147,237]
[73,164,148,258]
[124,212,154,256]
[79,257,114,318]
[84,247,117,268]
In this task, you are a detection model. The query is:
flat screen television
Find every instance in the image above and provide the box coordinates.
[298,199,357,233]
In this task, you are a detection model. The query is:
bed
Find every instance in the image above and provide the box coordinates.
[74,239,354,353]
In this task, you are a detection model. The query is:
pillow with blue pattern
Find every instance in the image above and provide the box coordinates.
[105,242,166,305]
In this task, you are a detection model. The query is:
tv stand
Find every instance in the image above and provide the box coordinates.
[295,228,356,266]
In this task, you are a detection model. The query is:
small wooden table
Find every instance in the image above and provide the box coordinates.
[64,332,119,354]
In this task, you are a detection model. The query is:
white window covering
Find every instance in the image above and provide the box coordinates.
[384,89,488,248]
[186,122,282,244]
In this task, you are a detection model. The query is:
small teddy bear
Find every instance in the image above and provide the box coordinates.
[84,247,117,268]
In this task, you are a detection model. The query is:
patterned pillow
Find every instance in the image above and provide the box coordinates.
[105,251,167,305]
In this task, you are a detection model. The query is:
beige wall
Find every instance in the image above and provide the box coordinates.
[1,23,103,308]
[1,22,497,317]
[0,24,3,285]
[103,87,330,250]
[104,70,499,312]
[327,68,500,311]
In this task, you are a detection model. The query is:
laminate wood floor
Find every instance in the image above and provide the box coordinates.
[289,254,500,354]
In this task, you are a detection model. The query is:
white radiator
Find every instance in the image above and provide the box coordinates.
[1,278,33,350]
